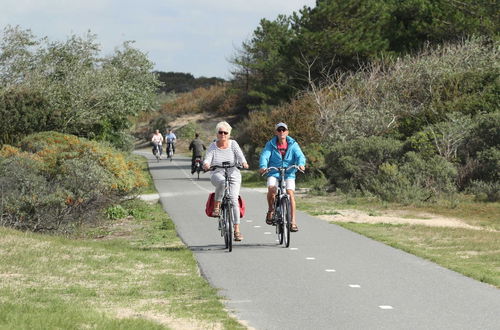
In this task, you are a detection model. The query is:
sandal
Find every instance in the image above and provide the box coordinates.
[290,224,299,232]
[211,207,220,217]
[234,232,244,241]
[265,210,274,225]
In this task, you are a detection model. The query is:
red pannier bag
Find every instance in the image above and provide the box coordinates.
[205,192,245,218]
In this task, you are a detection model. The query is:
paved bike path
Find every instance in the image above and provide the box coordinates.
[143,153,500,330]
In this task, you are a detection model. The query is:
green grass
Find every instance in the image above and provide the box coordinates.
[0,200,244,329]
[296,193,500,288]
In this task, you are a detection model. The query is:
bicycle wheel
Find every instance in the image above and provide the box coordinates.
[281,196,291,247]
[225,202,233,252]
[221,205,228,247]
[276,200,284,245]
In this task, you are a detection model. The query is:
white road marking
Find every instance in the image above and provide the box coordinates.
[290,248,299,250]
[253,225,261,228]
[379,305,394,310]
[325,269,336,272]
[264,232,272,235]
[306,257,316,260]
[349,284,361,288]
[246,220,253,223]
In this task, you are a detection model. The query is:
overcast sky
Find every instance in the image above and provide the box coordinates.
[1,0,317,79]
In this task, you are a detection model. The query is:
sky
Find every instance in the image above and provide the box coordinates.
[1,0,317,79]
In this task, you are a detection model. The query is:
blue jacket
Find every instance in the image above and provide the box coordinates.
[259,136,306,179]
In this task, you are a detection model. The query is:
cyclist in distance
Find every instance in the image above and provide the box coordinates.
[165,129,177,155]
[203,121,249,241]
[259,122,306,232]
[189,133,206,174]
[151,129,164,157]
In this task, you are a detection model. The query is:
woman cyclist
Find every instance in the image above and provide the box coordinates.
[151,129,164,157]
[203,121,249,241]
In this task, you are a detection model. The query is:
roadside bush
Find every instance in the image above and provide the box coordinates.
[325,136,404,192]
[0,132,146,232]
[466,180,500,202]
[356,152,458,203]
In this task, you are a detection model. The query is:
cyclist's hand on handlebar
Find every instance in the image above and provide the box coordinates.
[242,162,249,169]
[298,165,305,172]
[202,163,210,171]
[259,168,267,175]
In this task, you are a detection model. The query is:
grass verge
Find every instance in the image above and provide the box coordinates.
[0,192,244,329]
[297,193,500,288]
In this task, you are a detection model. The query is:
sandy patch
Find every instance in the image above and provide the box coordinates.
[168,113,207,129]
[318,209,484,230]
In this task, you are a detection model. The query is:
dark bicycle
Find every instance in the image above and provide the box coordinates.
[210,162,241,252]
[152,143,162,162]
[194,156,202,180]
[166,142,174,162]
[263,165,303,248]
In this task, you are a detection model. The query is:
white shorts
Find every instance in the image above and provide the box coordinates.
[267,176,296,191]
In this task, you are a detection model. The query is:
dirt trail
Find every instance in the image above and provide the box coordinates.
[318,209,486,230]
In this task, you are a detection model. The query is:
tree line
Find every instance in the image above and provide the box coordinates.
[224,0,499,203]
[230,0,498,110]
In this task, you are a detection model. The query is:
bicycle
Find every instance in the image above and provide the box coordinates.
[166,142,174,162]
[210,162,241,252]
[193,156,202,180]
[263,165,304,248]
[152,143,162,162]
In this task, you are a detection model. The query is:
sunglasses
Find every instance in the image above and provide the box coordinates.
[276,127,287,132]
[218,131,229,135]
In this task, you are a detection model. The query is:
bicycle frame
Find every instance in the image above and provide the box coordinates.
[210,162,240,252]
[265,165,302,247]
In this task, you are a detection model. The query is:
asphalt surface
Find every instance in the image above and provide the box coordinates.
[142,153,500,330]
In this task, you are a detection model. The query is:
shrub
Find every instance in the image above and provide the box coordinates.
[466,180,500,202]
[0,132,146,232]
[399,152,457,200]
[325,136,403,192]
[363,153,458,204]
[471,147,500,183]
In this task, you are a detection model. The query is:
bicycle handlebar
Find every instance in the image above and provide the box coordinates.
[208,163,244,171]
[261,165,304,176]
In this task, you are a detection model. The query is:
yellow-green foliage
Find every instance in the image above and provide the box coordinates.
[0,132,146,232]
[16,131,146,193]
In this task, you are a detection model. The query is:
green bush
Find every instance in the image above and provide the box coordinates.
[0,88,51,146]
[325,136,403,192]
[466,180,500,202]
[105,205,128,220]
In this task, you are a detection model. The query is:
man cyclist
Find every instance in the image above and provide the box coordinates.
[165,129,177,156]
[189,133,206,174]
[151,129,164,157]
[259,122,306,232]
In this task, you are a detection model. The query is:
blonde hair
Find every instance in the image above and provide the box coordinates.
[215,121,232,135]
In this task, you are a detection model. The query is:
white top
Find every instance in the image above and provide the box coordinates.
[203,140,247,176]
